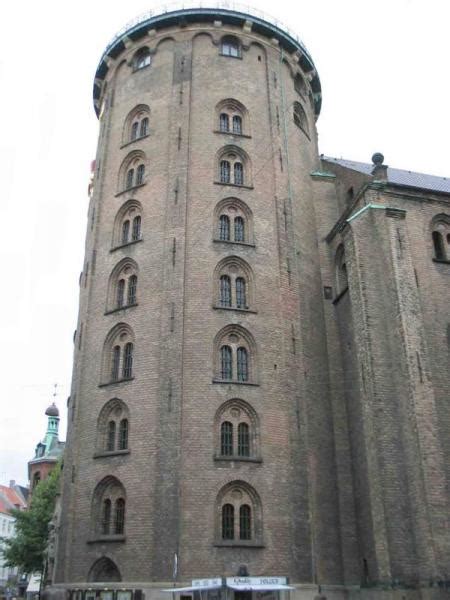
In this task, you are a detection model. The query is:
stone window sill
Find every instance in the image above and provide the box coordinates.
[115,183,146,197]
[213,305,257,314]
[87,535,126,544]
[332,287,349,305]
[213,239,255,249]
[214,455,262,464]
[120,134,150,149]
[433,258,450,264]
[214,181,254,190]
[105,303,138,316]
[213,130,251,139]
[214,540,264,548]
[111,238,143,253]
[212,379,259,387]
[99,377,134,388]
[93,449,130,459]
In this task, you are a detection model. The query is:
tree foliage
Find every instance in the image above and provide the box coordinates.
[2,467,60,574]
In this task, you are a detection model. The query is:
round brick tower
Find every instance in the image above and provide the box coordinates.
[53,6,344,600]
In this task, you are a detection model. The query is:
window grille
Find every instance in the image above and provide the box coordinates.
[111,346,121,381]
[117,279,125,308]
[234,216,245,242]
[238,423,250,456]
[119,419,128,450]
[102,499,111,534]
[131,122,139,141]
[107,421,116,451]
[114,498,125,534]
[219,215,230,241]
[140,117,149,137]
[128,275,137,305]
[220,113,229,132]
[220,345,233,380]
[232,115,242,135]
[220,275,232,307]
[126,169,134,189]
[433,231,446,259]
[220,160,231,183]
[121,220,130,245]
[237,347,248,381]
[239,504,251,539]
[122,343,133,379]
[136,164,145,185]
[222,504,234,539]
[234,162,243,185]
[235,277,246,308]
[221,421,233,456]
[132,216,141,241]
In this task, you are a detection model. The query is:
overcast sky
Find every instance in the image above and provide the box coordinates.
[1,0,448,486]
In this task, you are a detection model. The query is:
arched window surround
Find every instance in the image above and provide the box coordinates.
[431,214,450,262]
[87,557,121,583]
[91,476,126,541]
[213,325,257,385]
[215,480,263,546]
[122,104,150,146]
[117,150,147,194]
[213,256,255,312]
[95,398,130,457]
[216,146,252,188]
[106,258,139,314]
[215,99,250,137]
[112,200,143,250]
[213,198,254,246]
[101,323,135,386]
[214,398,261,462]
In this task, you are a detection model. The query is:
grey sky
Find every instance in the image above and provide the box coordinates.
[1,0,448,486]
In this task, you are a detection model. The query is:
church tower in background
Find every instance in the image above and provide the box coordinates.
[52,6,450,600]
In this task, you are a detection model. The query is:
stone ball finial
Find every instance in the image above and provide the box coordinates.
[45,402,59,417]
[372,152,384,166]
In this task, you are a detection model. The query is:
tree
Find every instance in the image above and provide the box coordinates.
[2,467,60,574]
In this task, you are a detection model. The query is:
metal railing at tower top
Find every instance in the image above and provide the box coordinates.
[102,1,313,63]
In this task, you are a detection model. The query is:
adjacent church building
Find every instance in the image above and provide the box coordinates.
[49,6,450,600]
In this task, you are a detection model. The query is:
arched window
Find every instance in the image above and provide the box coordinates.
[216,481,262,544]
[97,398,130,454]
[102,323,135,384]
[221,345,233,380]
[215,399,259,460]
[88,558,121,583]
[219,215,230,241]
[216,100,248,136]
[232,115,242,135]
[136,164,145,185]
[134,47,151,70]
[214,256,253,311]
[126,169,134,190]
[217,147,251,187]
[123,105,151,144]
[219,275,232,307]
[118,151,147,193]
[214,325,257,383]
[92,476,126,538]
[221,36,241,58]
[221,422,233,456]
[108,259,139,312]
[220,113,229,132]
[214,198,253,245]
[431,216,450,261]
[293,101,309,135]
[32,472,41,489]
[114,201,143,248]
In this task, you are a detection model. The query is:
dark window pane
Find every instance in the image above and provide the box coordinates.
[239,504,251,539]
[220,113,229,132]
[220,345,232,380]
[220,160,230,183]
[219,215,230,241]
[128,275,137,305]
[232,115,242,134]
[221,421,233,456]
[238,423,250,456]
[234,216,245,242]
[114,498,125,534]
[237,347,248,382]
[136,164,145,185]
[126,169,134,189]
[140,117,148,137]
[111,346,121,381]
[236,277,246,308]
[121,220,130,245]
[222,504,234,539]
[234,162,243,185]
[222,38,240,58]
[119,419,128,450]
[107,421,116,451]
[123,343,133,379]
[433,231,445,260]
[117,279,125,308]
[135,50,151,70]
[220,275,231,307]
[131,122,139,140]
[132,215,141,241]
[102,499,111,534]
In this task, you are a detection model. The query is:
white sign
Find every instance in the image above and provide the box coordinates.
[192,579,222,588]
[226,578,287,586]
